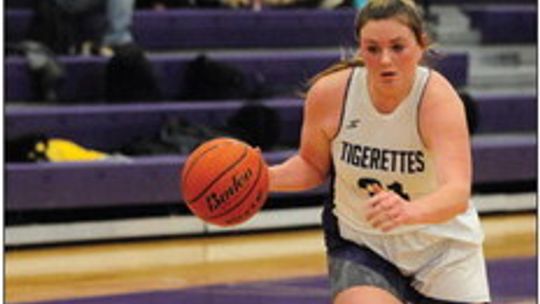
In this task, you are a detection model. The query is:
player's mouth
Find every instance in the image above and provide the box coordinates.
[380,71,397,78]
[379,71,398,83]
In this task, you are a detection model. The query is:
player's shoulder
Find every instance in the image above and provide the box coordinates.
[306,67,353,106]
[421,69,464,118]
[310,67,353,93]
[424,69,457,99]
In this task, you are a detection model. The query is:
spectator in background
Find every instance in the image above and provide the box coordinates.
[220,0,345,9]
[23,0,160,103]
[137,0,222,9]
[54,0,135,56]
[137,0,347,9]
[28,0,135,56]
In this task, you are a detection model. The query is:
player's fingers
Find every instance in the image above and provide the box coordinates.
[380,218,399,232]
[365,200,385,222]
[368,211,387,229]
[366,190,391,208]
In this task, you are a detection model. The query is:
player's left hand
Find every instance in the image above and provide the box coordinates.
[365,190,415,232]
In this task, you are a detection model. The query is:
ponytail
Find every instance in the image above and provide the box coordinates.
[307,57,364,89]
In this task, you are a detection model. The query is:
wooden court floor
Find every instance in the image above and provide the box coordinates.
[5,213,537,303]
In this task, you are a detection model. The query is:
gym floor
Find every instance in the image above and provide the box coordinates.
[6,212,536,304]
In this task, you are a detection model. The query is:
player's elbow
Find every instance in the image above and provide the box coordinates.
[302,172,327,190]
[452,182,471,214]
[301,158,328,190]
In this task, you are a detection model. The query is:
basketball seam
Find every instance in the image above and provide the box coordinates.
[182,141,233,182]
[186,146,249,203]
[206,156,264,221]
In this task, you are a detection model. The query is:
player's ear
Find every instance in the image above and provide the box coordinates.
[420,32,430,49]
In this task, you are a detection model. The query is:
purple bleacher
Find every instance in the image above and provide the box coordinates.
[6,155,187,211]
[134,9,355,50]
[472,134,536,184]
[5,150,291,211]
[7,92,534,152]
[431,52,468,88]
[5,10,31,44]
[5,51,469,102]
[6,99,304,150]
[5,9,355,50]
[6,4,537,47]
[6,93,534,148]
[5,93,536,211]
[474,93,537,134]
[462,5,537,44]
[5,135,536,211]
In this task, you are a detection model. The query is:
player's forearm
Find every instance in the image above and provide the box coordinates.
[412,182,471,224]
[269,154,326,192]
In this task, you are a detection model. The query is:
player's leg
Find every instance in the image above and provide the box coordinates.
[328,244,413,304]
[323,201,410,304]
[335,286,403,304]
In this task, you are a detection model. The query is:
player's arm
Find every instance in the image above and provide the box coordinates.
[366,71,472,231]
[412,71,472,224]
[268,79,336,192]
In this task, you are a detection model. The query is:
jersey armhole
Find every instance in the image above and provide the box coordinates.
[417,68,433,149]
[330,68,355,141]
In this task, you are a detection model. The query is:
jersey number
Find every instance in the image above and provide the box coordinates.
[357,177,410,200]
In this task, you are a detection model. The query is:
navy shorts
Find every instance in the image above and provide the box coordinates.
[327,241,475,304]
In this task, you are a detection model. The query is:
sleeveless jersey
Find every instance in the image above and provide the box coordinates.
[330,66,484,244]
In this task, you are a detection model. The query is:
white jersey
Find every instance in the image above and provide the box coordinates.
[331,66,484,244]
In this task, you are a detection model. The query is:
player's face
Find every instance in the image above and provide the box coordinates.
[358,18,425,89]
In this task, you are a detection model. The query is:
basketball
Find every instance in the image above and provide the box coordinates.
[180,137,269,227]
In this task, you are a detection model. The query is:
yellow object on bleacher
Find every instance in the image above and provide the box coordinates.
[37,138,108,162]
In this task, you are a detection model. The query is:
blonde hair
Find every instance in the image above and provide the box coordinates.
[308,0,432,87]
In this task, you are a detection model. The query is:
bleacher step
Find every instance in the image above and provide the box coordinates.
[468,65,536,89]
[430,5,481,45]
[442,44,536,65]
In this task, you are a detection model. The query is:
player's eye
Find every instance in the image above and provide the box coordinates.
[391,44,405,52]
[366,45,379,54]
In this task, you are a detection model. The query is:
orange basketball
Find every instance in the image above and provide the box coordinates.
[180,137,269,227]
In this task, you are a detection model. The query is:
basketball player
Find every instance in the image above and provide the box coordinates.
[268,0,490,303]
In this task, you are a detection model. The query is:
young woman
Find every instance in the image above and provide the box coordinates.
[268,0,490,303]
